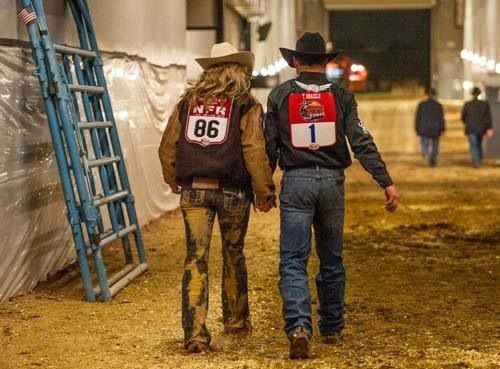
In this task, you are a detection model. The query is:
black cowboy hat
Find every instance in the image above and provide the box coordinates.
[279,32,341,68]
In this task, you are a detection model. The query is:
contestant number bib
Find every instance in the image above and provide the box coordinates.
[289,91,337,150]
[186,97,234,146]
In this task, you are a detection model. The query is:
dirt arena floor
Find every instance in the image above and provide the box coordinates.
[1,99,499,368]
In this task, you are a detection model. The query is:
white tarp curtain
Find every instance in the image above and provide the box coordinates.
[1,0,186,67]
[0,0,186,301]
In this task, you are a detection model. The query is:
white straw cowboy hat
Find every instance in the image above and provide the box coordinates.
[195,42,255,71]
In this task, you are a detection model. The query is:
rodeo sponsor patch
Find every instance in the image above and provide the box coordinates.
[356,107,370,135]
[289,91,337,150]
[186,97,234,146]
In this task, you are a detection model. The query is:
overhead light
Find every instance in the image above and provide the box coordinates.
[461,50,499,74]
[252,58,290,77]
[486,59,495,71]
[463,80,473,90]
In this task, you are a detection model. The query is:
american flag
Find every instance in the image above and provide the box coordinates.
[18,6,37,25]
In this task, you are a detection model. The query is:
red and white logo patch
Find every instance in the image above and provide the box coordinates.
[289,92,337,150]
[186,97,234,147]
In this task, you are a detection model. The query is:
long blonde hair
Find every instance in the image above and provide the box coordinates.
[183,63,251,106]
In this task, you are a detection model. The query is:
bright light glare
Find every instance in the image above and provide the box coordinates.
[117,110,129,120]
[486,59,495,71]
[462,80,473,90]
[253,58,289,77]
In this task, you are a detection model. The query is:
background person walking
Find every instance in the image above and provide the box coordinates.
[415,88,445,167]
[461,87,494,168]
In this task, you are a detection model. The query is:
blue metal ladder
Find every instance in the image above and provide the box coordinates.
[19,0,148,301]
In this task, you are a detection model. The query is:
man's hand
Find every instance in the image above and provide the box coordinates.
[256,195,277,213]
[486,129,494,139]
[384,185,399,213]
[169,182,181,194]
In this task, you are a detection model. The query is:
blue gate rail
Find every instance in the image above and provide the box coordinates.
[19,0,148,301]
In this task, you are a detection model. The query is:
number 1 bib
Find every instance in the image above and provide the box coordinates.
[186,97,234,147]
[289,91,337,150]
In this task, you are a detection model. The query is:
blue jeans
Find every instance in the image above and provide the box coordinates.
[279,167,345,338]
[468,134,483,167]
[420,136,440,166]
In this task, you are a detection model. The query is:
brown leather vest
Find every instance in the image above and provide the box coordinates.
[175,94,255,188]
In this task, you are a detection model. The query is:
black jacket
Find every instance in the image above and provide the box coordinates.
[461,98,492,135]
[264,72,393,188]
[415,98,445,138]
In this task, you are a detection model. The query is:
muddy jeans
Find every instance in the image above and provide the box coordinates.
[180,187,251,347]
[279,167,345,338]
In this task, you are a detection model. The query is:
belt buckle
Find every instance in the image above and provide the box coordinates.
[192,177,219,190]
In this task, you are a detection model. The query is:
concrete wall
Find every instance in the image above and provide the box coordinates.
[224,5,244,50]
[296,0,329,38]
[430,0,464,99]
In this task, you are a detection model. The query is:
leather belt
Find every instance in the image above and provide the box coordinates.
[192,177,220,190]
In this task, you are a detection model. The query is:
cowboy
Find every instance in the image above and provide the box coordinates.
[159,42,275,353]
[264,32,399,359]
[415,88,446,167]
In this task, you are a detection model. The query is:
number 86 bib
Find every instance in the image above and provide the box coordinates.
[289,91,337,150]
[186,97,234,147]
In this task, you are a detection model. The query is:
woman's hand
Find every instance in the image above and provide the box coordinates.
[256,195,277,212]
[169,182,181,194]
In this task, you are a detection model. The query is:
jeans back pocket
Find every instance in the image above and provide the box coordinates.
[222,190,246,213]
[181,189,206,206]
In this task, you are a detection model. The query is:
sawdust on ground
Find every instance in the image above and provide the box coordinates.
[1,105,499,369]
